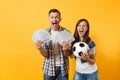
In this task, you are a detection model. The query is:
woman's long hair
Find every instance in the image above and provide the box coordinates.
[72,19,91,46]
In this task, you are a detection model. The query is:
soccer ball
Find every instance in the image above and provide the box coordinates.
[72,42,90,57]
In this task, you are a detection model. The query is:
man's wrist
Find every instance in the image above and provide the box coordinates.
[63,47,69,50]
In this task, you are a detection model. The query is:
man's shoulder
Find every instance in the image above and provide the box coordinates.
[60,26,70,32]
[44,26,70,33]
[45,28,51,33]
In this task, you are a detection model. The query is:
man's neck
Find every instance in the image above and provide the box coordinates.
[51,26,60,31]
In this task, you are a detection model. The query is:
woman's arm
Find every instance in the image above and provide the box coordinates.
[81,53,96,65]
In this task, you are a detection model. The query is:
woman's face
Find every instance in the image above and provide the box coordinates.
[77,21,88,37]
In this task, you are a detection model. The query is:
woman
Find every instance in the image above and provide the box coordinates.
[71,19,99,80]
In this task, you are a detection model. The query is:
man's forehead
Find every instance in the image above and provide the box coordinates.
[49,12,60,16]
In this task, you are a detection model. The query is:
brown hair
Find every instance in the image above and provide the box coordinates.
[48,8,61,17]
[72,18,91,45]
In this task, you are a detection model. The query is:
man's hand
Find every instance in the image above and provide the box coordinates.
[61,40,69,50]
[35,40,43,50]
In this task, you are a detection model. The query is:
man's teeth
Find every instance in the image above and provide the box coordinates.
[52,23,57,24]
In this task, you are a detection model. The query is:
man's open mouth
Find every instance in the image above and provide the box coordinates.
[52,22,57,25]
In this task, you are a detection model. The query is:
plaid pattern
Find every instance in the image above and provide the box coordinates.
[42,27,70,76]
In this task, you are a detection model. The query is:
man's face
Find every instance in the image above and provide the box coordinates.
[48,12,61,31]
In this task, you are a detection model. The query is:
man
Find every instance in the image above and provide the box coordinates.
[35,9,71,80]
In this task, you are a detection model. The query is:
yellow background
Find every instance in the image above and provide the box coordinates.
[0,0,120,80]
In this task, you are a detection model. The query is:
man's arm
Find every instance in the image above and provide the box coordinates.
[63,48,71,56]
[35,40,48,58]
[61,41,71,56]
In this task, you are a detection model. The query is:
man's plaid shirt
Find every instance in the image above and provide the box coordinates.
[42,27,70,76]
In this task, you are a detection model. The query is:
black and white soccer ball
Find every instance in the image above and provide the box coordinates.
[72,42,90,57]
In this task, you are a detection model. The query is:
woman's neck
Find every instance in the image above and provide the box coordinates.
[80,37,84,42]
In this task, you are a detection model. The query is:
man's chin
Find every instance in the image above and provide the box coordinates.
[52,26,60,30]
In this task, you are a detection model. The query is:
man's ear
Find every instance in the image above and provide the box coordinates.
[60,17,62,22]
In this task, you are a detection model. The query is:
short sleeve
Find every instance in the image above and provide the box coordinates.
[88,40,96,54]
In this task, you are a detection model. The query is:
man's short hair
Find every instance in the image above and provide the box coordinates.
[49,9,61,16]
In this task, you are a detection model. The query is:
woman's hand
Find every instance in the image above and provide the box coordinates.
[81,52,90,61]
[81,52,96,65]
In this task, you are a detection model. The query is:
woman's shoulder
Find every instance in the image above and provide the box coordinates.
[88,39,96,49]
